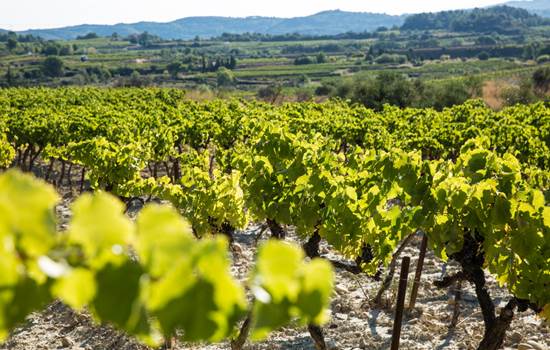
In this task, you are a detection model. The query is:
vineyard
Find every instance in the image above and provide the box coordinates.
[0,88,549,350]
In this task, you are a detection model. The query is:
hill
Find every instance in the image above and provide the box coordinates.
[504,0,550,17]
[260,10,404,35]
[401,5,549,33]
[11,10,405,40]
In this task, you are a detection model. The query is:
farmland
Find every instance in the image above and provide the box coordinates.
[0,88,548,349]
[0,4,549,350]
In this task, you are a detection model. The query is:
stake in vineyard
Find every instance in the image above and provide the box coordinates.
[0,88,548,350]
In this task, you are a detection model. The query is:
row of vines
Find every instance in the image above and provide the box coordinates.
[0,88,548,350]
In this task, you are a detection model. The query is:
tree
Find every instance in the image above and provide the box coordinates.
[42,56,64,77]
[76,32,99,40]
[478,51,490,61]
[4,66,17,86]
[374,54,407,64]
[128,70,149,87]
[201,55,207,73]
[294,56,314,65]
[532,67,550,94]
[228,55,237,69]
[59,45,73,56]
[294,74,310,87]
[401,6,545,34]
[316,52,327,64]
[257,84,283,103]
[420,79,477,110]
[475,36,497,46]
[43,44,59,56]
[315,81,337,96]
[128,32,161,47]
[166,61,183,78]
[501,78,537,105]
[6,38,17,52]
[216,67,235,87]
[346,72,415,110]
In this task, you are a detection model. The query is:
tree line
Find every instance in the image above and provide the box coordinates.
[402,6,550,34]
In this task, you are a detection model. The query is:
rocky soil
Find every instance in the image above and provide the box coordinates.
[1,198,548,350]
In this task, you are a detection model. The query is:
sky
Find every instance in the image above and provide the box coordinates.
[2,0,512,31]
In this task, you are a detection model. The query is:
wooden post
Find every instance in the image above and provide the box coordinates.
[161,336,175,350]
[408,234,428,310]
[374,233,414,306]
[450,280,462,328]
[80,167,86,193]
[391,256,410,350]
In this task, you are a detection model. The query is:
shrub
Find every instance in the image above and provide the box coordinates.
[501,79,537,106]
[315,83,335,96]
[478,51,490,60]
[532,67,550,94]
[76,32,99,40]
[294,56,314,65]
[536,55,550,64]
[475,36,498,46]
[257,85,282,102]
[42,56,64,77]
[216,67,235,87]
[374,54,407,65]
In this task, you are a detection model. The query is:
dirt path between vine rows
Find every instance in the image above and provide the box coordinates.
[1,200,548,350]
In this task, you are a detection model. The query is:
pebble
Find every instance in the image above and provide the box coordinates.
[326,340,338,350]
[231,242,243,256]
[518,340,548,350]
[59,336,72,348]
[4,226,549,350]
[336,313,349,321]
[510,331,523,344]
[335,284,349,295]
[523,315,543,326]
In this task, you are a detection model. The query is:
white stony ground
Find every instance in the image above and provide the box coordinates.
[1,200,548,350]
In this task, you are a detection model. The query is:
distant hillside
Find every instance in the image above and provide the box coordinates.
[261,11,404,35]
[503,0,550,17]
[12,10,405,40]
[402,5,548,33]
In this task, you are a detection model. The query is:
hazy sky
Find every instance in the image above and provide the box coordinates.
[2,0,510,31]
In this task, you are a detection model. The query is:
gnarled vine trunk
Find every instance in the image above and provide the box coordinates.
[303,228,322,258]
[266,218,286,239]
[435,231,540,350]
